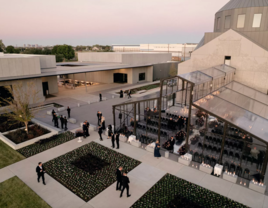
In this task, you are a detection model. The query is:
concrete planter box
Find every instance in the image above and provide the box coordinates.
[47,110,52,115]
[130,140,141,148]
[249,181,266,194]
[165,151,169,158]
[57,107,66,112]
[119,135,127,142]
[199,164,213,174]
[145,145,154,153]
[89,124,97,131]
[68,118,77,124]
[178,157,191,166]
[223,172,238,184]
[0,119,58,150]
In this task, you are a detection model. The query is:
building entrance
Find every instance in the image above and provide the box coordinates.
[114,73,128,83]
[42,82,49,96]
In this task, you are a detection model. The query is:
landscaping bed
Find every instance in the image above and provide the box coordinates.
[17,132,75,157]
[44,142,141,201]
[4,125,50,144]
[116,83,160,94]
[131,174,248,208]
[0,114,34,133]
[0,140,25,169]
[0,176,51,208]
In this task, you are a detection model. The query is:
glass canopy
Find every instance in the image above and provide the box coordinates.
[200,67,226,79]
[194,82,268,143]
[225,81,268,104]
[179,71,212,85]
[214,64,236,74]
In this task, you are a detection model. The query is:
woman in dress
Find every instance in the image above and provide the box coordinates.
[154,141,161,159]
[101,116,106,130]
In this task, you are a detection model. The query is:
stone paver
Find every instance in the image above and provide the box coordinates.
[0,167,15,183]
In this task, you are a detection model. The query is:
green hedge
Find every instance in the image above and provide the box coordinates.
[44,142,141,201]
[131,174,248,208]
[17,131,75,157]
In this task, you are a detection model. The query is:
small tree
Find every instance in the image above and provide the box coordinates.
[0,82,41,134]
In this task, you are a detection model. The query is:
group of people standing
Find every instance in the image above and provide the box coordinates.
[119,89,131,99]
[108,126,120,149]
[116,167,131,198]
[52,108,69,130]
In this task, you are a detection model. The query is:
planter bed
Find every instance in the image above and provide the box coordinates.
[131,174,248,208]
[17,131,75,158]
[4,125,50,144]
[0,114,34,133]
[44,142,141,202]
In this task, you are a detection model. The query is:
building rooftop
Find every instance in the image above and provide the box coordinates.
[217,0,268,13]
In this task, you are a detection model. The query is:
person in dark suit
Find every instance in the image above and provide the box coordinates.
[120,172,131,198]
[111,132,115,148]
[98,125,103,141]
[36,162,46,185]
[127,89,131,99]
[64,116,68,130]
[83,122,87,138]
[67,106,71,118]
[85,120,90,137]
[99,92,102,101]
[116,166,123,190]
[120,90,123,98]
[52,109,55,122]
[54,114,59,128]
[60,115,64,129]
[97,111,102,125]
[115,132,120,149]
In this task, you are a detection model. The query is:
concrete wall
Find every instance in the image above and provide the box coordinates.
[77,52,172,65]
[178,29,268,93]
[78,52,122,63]
[38,55,56,69]
[41,76,58,94]
[0,56,41,78]
[70,66,153,84]
[121,53,171,65]
[0,78,45,109]
[152,62,178,81]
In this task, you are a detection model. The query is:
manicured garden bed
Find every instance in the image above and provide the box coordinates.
[0,176,51,208]
[44,142,141,201]
[0,140,25,169]
[4,125,50,144]
[131,174,248,208]
[17,132,75,157]
[0,114,34,133]
[116,83,160,94]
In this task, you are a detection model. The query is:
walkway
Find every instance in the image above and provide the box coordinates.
[0,129,268,208]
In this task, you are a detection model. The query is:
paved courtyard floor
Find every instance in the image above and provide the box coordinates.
[0,128,268,208]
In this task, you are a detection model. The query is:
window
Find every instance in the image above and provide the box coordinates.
[139,73,145,81]
[237,14,245,28]
[225,15,231,29]
[252,14,262,28]
[217,17,221,30]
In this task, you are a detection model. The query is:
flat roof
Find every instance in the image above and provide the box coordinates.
[0,62,153,82]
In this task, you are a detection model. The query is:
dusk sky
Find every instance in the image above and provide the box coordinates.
[1,0,229,46]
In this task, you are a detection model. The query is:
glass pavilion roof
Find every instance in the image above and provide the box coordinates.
[194,81,268,143]
[179,64,235,84]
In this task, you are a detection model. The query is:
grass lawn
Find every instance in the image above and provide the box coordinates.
[0,176,51,208]
[0,140,25,169]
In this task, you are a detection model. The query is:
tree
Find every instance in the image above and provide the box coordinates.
[0,82,41,134]
[52,45,75,60]
[5,45,20,53]
[55,54,64,62]
[0,40,5,51]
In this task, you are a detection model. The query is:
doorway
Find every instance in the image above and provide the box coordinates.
[42,82,49,96]
[224,56,231,65]
[114,73,128,83]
